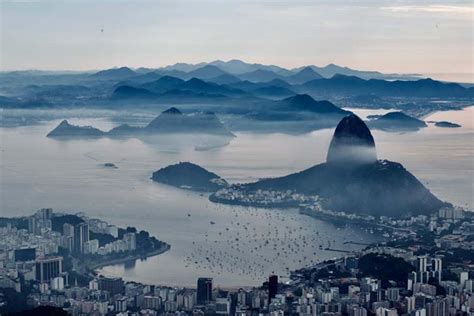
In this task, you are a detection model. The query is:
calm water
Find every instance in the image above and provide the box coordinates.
[0,106,472,287]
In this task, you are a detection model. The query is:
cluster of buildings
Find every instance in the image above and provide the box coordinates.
[6,247,474,316]
[21,274,282,315]
[288,250,473,316]
[212,188,320,207]
[1,207,473,315]
[0,209,139,303]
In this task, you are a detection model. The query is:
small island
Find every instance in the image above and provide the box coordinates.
[47,120,105,138]
[434,121,461,128]
[47,107,234,139]
[151,162,228,192]
[103,162,118,168]
[368,111,427,131]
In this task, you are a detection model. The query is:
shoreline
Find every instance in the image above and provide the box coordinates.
[88,244,171,272]
[299,208,411,233]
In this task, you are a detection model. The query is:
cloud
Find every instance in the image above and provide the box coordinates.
[382,4,474,16]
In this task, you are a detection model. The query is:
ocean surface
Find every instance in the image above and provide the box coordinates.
[0,106,472,287]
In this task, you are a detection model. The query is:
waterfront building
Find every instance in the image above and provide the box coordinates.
[197,277,213,304]
[73,222,89,254]
[268,275,278,304]
[124,232,137,251]
[98,276,125,296]
[35,256,63,283]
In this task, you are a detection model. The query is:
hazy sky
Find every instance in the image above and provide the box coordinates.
[1,0,473,76]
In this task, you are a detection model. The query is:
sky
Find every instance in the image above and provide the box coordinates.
[1,0,473,79]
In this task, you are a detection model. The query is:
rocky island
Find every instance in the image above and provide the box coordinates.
[47,120,106,138]
[47,107,234,139]
[368,111,427,131]
[433,121,462,128]
[152,162,228,192]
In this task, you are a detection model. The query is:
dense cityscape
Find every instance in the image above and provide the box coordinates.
[0,205,472,315]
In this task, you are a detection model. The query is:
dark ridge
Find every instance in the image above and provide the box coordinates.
[152,162,228,192]
[369,111,427,131]
[280,94,348,114]
[162,107,182,115]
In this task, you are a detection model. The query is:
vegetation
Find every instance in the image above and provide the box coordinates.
[358,253,414,285]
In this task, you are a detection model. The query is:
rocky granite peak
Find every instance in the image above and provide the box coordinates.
[326,114,377,164]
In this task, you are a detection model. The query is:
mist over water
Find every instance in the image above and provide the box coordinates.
[0,106,472,287]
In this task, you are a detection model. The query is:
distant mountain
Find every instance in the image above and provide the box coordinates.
[159,59,292,76]
[152,162,228,192]
[145,107,234,136]
[141,76,185,93]
[210,114,446,217]
[160,60,419,80]
[177,78,244,96]
[111,86,156,99]
[302,75,473,98]
[134,67,158,74]
[238,69,283,83]
[205,73,242,85]
[47,120,106,138]
[107,124,143,137]
[226,78,292,93]
[246,94,350,126]
[294,64,420,80]
[159,62,207,73]
[209,59,293,75]
[158,89,226,100]
[114,71,163,86]
[158,69,190,80]
[227,80,260,91]
[91,67,137,79]
[276,94,349,114]
[251,86,296,98]
[49,107,234,138]
[127,71,162,83]
[263,79,292,88]
[368,112,427,131]
[285,67,323,84]
[112,77,243,100]
[187,65,228,79]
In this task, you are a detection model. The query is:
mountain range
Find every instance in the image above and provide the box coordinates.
[158,59,420,80]
[107,67,473,104]
[2,59,472,132]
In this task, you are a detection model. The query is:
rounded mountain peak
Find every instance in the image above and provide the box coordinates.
[162,107,182,115]
[326,114,377,165]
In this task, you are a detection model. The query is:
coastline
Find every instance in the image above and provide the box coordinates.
[88,244,171,272]
[299,208,410,233]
